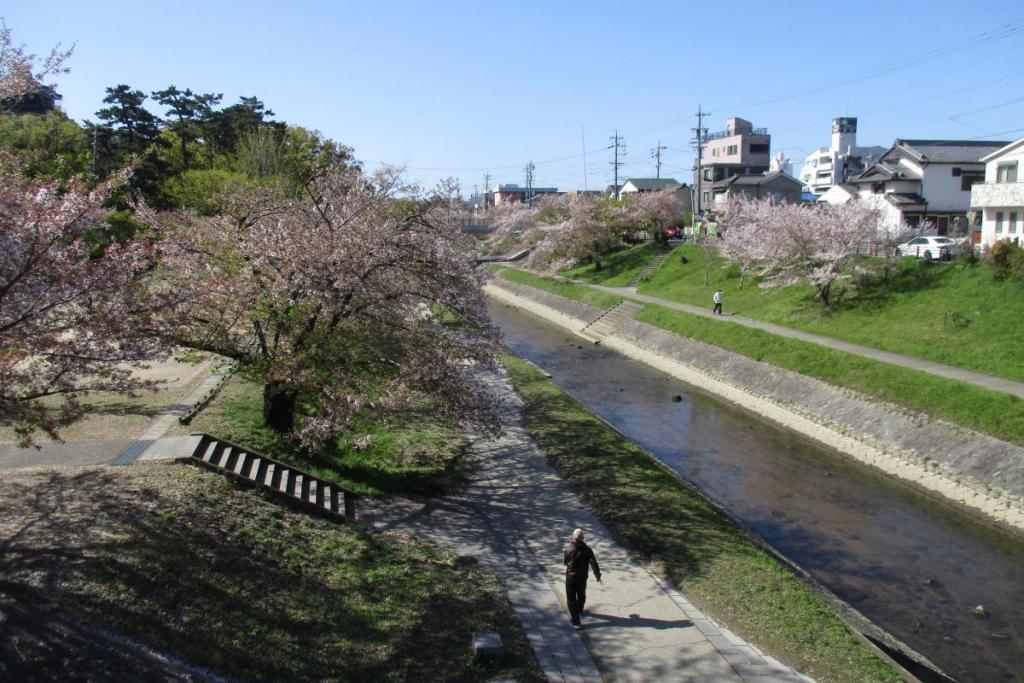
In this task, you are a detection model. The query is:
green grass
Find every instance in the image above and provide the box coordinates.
[0,465,542,682]
[637,303,1024,446]
[640,244,1024,383]
[561,243,662,286]
[503,355,899,683]
[495,267,623,309]
[185,377,470,496]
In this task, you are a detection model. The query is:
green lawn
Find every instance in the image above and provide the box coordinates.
[637,244,1024,383]
[184,377,470,496]
[561,242,662,286]
[494,267,623,309]
[0,465,542,682]
[503,355,899,683]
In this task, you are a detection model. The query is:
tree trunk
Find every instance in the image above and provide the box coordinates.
[263,381,297,434]
[818,282,831,308]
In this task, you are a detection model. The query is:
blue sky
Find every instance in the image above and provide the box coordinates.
[5,1,1023,194]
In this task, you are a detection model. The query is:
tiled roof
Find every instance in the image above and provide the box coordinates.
[850,161,921,183]
[894,139,1011,164]
[886,192,927,206]
[712,171,801,188]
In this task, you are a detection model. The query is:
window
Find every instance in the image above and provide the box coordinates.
[996,211,1004,233]
[872,183,885,194]
[997,162,1018,183]
[961,171,983,191]
[1011,212,1019,234]
[726,144,738,155]
[702,191,711,203]
[749,143,769,154]
[951,167,961,176]
[703,168,713,181]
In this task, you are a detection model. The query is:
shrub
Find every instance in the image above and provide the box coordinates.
[985,239,1024,280]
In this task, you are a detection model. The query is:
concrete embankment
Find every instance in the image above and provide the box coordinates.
[486,279,1024,535]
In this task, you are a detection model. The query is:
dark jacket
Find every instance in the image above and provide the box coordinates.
[564,540,601,581]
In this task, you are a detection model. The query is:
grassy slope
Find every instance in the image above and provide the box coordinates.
[639,244,1024,383]
[183,378,469,496]
[0,465,542,682]
[561,242,661,286]
[637,304,1024,446]
[494,267,623,309]
[503,356,898,683]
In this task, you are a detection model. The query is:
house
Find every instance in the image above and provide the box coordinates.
[619,178,693,213]
[848,139,1010,235]
[800,117,885,196]
[971,137,1024,250]
[694,117,772,216]
[491,183,560,207]
[817,183,858,205]
[620,177,682,194]
[710,170,803,206]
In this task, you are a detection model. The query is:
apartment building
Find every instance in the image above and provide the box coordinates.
[693,117,771,215]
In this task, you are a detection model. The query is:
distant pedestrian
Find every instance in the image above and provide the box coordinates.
[712,289,723,315]
[564,528,602,629]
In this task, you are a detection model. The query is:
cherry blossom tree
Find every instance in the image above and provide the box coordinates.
[0,154,170,444]
[718,196,892,307]
[0,22,72,102]
[485,189,684,273]
[140,165,500,449]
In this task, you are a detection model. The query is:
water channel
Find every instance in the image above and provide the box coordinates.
[488,300,1024,683]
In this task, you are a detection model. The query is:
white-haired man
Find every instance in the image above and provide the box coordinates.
[564,528,602,629]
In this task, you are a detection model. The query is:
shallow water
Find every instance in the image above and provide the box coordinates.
[490,300,1024,683]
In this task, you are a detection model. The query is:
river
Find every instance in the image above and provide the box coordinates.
[489,299,1024,682]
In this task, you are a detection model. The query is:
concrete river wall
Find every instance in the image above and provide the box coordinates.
[485,278,1024,536]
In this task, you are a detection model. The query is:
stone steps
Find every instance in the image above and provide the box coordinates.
[578,300,644,344]
[627,249,671,287]
[189,433,357,520]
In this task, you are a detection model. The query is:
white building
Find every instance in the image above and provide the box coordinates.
[849,139,1009,235]
[800,117,885,196]
[972,137,1024,250]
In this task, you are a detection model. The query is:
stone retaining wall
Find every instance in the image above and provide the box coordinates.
[486,279,1024,535]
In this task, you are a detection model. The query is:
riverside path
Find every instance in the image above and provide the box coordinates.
[580,283,1024,400]
[363,367,811,683]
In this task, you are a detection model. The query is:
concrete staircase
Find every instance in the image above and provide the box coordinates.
[627,248,671,287]
[188,433,358,520]
[578,300,644,344]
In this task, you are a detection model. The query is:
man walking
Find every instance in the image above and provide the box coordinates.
[564,528,602,629]
[712,289,723,315]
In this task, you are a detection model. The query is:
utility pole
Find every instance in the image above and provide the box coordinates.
[483,172,491,209]
[524,160,535,207]
[651,140,667,179]
[691,106,708,218]
[609,130,625,199]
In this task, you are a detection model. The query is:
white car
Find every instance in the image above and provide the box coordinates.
[894,236,961,261]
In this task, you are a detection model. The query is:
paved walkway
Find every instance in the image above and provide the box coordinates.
[362,369,810,683]
[582,283,1024,400]
[0,364,227,471]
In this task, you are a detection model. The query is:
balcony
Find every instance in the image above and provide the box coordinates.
[702,127,768,142]
[971,181,1024,208]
